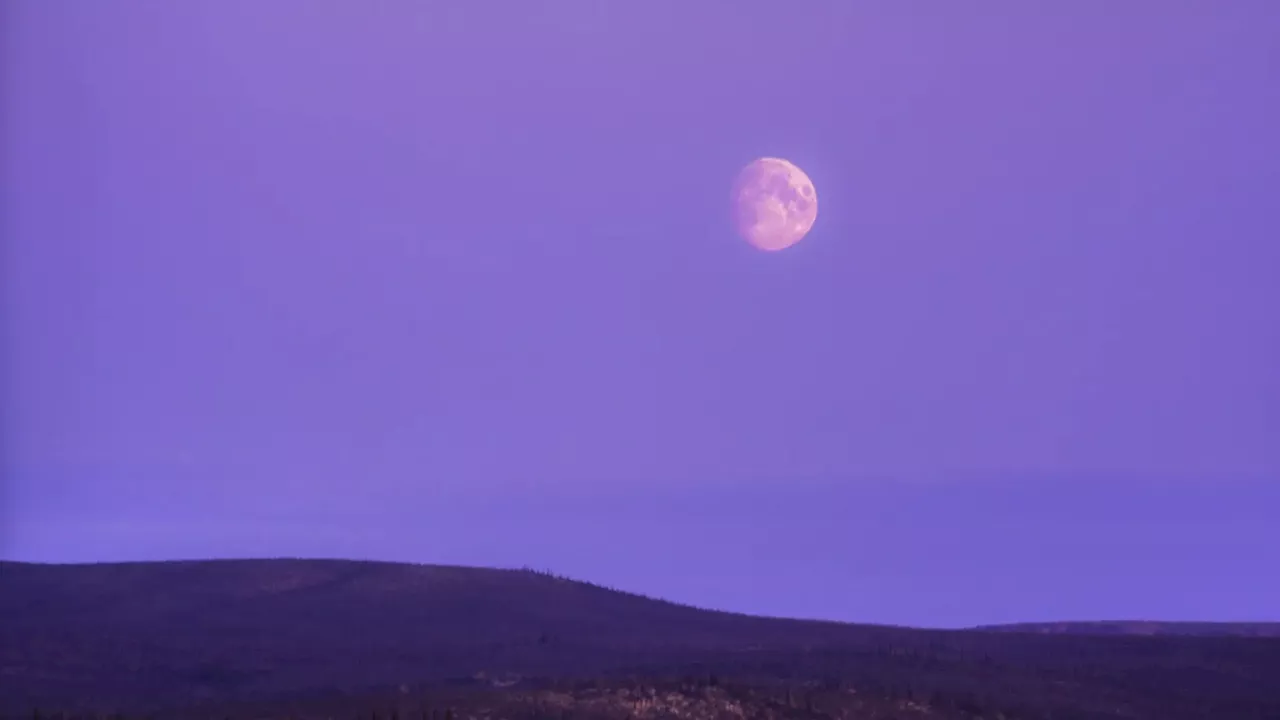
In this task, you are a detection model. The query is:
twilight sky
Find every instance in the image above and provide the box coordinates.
[2,2,1277,627]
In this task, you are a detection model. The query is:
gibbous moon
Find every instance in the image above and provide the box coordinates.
[731,157,818,252]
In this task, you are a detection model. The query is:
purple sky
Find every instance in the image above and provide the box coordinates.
[2,3,1278,628]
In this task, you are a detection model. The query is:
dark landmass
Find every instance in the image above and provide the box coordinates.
[149,676,1059,720]
[2,559,1279,719]
[973,620,1280,637]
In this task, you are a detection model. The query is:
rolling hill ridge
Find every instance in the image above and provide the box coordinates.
[3,558,1279,719]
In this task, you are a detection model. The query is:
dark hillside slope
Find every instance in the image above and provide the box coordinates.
[0,559,908,707]
[3,559,1280,719]
[0,557,909,651]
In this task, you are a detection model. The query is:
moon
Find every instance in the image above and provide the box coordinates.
[730,157,818,252]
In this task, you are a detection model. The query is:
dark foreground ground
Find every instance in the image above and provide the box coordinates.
[2,559,1279,720]
[142,674,1198,720]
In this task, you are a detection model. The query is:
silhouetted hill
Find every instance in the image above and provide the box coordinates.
[974,620,1280,637]
[3,559,1280,719]
[0,558,903,708]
